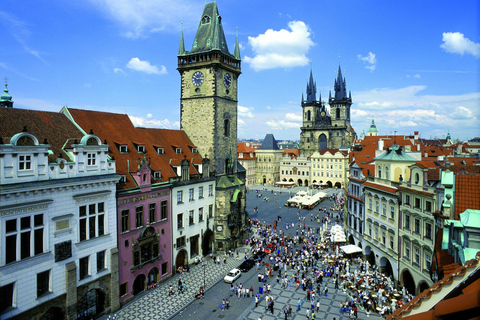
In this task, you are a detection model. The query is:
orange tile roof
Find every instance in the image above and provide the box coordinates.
[318,148,349,156]
[237,142,256,160]
[363,181,397,194]
[454,172,480,220]
[282,149,300,158]
[0,108,84,162]
[387,252,480,320]
[66,108,203,189]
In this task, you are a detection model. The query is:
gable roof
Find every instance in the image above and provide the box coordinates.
[0,108,83,162]
[63,108,203,189]
[454,172,480,220]
[258,134,279,150]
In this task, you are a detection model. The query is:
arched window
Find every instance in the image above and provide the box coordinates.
[385,166,389,180]
[378,166,382,179]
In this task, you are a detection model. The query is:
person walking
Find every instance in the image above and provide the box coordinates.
[297,298,302,311]
[255,295,259,308]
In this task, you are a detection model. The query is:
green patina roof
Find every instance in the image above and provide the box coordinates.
[367,118,377,132]
[187,2,231,56]
[217,174,244,189]
[1,82,12,101]
[374,143,416,161]
[460,209,480,228]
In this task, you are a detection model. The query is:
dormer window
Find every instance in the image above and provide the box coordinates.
[201,15,211,24]
[192,147,198,154]
[119,145,128,153]
[87,153,96,166]
[19,155,32,170]
[154,171,161,179]
[157,147,164,155]
[137,145,145,153]
[119,175,127,184]
[176,148,182,154]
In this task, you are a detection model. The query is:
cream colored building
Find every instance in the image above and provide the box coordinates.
[363,143,419,282]
[397,163,438,295]
[310,149,349,188]
[280,153,310,187]
[237,142,256,186]
[255,134,283,184]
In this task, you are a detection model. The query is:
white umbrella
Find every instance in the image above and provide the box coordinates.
[340,244,363,255]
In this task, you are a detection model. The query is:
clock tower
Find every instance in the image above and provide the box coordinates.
[178,2,247,254]
[177,1,241,175]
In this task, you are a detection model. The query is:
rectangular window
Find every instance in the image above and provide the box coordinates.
[425,254,432,270]
[382,231,386,245]
[177,213,183,229]
[149,203,156,223]
[208,185,213,196]
[405,195,411,205]
[390,235,394,249]
[199,207,204,221]
[414,198,421,209]
[97,251,105,272]
[79,203,104,241]
[154,171,161,179]
[189,210,194,225]
[425,201,432,212]
[426,223,432,239]
[87,153,96,166]
[390,206,395,220]
[405,243,410,259]
[415,219,420,234]
[121,209,129,233]
[5,214,44,264]
[209,204,213,218]
[135,206,143,228]
[375,201,379,213]
[405,215,410,230]
[176,236,186,248]
[79,256,89,280]
[199,187,204,198]
[137,145,145,153]
[189,188,194,201]
[415,248,420,264]
[19,155,32,170]
[120,283,128,297]
[369,198,372,210]
[119,145,128,153]
[0,282,14,313]
[382,203,387,216]
[177,191,183,203]
[369,224,372,236]
[176,148,182,154]
[156,147,164,155]
[161,262,168,275]
[161,200,168,220]
[37,270,50,297]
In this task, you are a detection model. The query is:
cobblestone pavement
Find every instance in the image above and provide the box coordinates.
[103,251,247,320]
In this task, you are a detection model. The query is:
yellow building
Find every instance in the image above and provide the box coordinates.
[255,134,283,184]
[310,149,349,188]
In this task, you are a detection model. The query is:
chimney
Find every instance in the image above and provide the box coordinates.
[378,139,384,151]
[414,131,419,140]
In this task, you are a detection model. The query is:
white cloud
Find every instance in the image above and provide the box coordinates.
[451,106,473,119]
[414,74,421,79]
[357,52,377,72]
[86,0,203,38]
[285,113,302,121]
[266,106,271,110]
[266,119,301,129]
[147,113,153,118]
[238,118,245,126]
[126,57,167,75]
[114,68,125,74]
[440,32,480,58]
[243,21,314,71]
[238,105,254,118]
[129,115,179,129]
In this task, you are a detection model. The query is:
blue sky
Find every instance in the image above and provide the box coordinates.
[1,0,479,141]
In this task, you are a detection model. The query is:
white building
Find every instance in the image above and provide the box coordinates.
[171,158,216,269]
[0,108,119,320]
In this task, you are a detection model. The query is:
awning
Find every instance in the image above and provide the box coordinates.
[340,244,363,255]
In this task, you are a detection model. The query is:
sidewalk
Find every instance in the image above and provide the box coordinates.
[100,246,250,320]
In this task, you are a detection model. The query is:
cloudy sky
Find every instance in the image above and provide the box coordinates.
[1,0,479,141]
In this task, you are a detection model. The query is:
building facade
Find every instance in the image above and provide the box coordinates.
[310,149,349,188]
[345,161,365,247]
[237,142,256,186]
[280,152,310,187]
[0,109,119,320]
[299,67,356,157]
[255,134,283,185]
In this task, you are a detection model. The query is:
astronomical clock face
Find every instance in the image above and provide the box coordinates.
[223,73,231,88]
[321,111,326,116]
[192,71,204,87]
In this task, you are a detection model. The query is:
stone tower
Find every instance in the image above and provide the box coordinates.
[299,64,356,157]
[177,1,241,175]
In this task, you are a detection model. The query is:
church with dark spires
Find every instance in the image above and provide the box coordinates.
[299,66,356,157]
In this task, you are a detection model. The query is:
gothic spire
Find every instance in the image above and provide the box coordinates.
[305,65,316,103]
[234,27,241,60]
[178,22,185,55]
[334,64,347,100]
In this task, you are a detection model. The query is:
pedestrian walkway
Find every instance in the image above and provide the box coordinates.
[103,249,249,320]
[240,263,383,320]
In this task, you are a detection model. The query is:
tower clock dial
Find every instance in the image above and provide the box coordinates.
[192,71,204,87]
[223,73,231,88]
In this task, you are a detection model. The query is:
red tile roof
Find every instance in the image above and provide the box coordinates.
[318,148,349,156]
[454,172,480,220]
[237,142,256,160]
[65,108,203,189]
[387,252,480,320]
[0,108,84,162]
[283,149,300,158]
[363,181,397,194]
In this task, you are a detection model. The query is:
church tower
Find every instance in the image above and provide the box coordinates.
[177,1,241,175]
[0,79,13,108]
[329,65,353,147]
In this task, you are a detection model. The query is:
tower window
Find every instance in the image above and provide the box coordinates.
[336,108,341,119]
[201,16,211,24]
[224,119,230,137]
[307,110,311,121]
